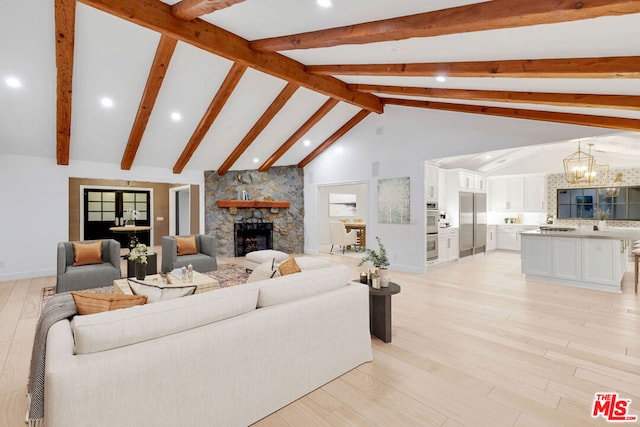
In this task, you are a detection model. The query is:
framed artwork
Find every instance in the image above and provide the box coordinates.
[329,193,357,217]
[377,177,410,224]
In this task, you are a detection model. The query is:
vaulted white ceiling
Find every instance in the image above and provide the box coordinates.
[1,0,639,175]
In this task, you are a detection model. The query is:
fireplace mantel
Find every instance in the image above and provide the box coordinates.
[217,200,290,209]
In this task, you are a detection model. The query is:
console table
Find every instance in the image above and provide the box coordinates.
[365,282,401,343]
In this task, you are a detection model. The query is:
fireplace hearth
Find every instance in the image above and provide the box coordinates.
[234,221,273,257]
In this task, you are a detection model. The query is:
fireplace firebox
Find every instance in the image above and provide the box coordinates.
[234,221,273,257]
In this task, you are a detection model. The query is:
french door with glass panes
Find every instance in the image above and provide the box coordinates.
[84,189,151,246]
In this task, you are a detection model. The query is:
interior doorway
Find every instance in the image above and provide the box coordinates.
[317,182,368,254]
[170,185,190,236]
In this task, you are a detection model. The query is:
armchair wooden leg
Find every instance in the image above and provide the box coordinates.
[330,244,334,253]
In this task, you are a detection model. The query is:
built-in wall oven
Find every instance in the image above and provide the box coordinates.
[426,202,439,260]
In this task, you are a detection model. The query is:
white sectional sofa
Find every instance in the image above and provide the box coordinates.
[44,265,372,427]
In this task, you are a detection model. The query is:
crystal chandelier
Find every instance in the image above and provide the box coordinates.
[563,141,594,185]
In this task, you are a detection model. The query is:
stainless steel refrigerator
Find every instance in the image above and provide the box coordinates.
[459,192,487,258]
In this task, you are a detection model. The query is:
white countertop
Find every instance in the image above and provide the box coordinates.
[522,227,640,240]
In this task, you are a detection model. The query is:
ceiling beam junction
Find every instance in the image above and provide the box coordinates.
[78,0,383,113]
[121,35,178,170]
[217,82,299,175]
[353,84,640,111]
[171,0,245,21]
[298,109,371,168]
[55,0,76,166]
[382,97,640,132]
[251,0,640,51]
[173,62,247,174]
[307,56,640,78]
[259,98,339,172]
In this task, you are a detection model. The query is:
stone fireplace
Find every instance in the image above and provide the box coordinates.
[234,221,273,257]
[205,166,304,257]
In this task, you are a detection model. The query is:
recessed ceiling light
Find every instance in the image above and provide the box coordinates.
[436,75,447,83]
[317,0,333,7]
[335,146,344,154]
[253,158,259,163]
[170,112,182,122]
[5,77,22,88]
[303,139,311,146]
[100,97,114,108]
[484,155,492,160]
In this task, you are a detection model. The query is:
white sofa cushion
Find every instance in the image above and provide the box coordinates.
[256,265,349,308]
[72,288,259,354]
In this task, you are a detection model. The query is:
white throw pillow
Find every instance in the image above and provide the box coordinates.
[246,259,281,283]
[128,279,196,303]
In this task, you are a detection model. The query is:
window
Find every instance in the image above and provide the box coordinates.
[557,186,640,220]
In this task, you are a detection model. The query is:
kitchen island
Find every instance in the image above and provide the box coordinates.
[520,227,640,293]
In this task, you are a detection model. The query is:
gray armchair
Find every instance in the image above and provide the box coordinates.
[161,234,217,273]
[56,239,122,293]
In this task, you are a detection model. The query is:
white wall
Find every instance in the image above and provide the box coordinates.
[303,106,613,274]
[317,183,368,245]
[0,154,204,280]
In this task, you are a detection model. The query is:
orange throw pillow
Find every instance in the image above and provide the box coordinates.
[71,292,147,315]
[278,258,301,276]
[72,240,104,266]
[175,235,198,256]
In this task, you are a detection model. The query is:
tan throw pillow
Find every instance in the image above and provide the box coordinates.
[128,279,196,303]
[278,257,301,276]
[72,240,104,266]
[71,292,147,315]
[175,235,198,256]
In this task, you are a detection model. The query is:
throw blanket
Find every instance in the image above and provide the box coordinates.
[27,293,78,427]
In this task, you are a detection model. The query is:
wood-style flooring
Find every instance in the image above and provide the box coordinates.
[1,251,639,426]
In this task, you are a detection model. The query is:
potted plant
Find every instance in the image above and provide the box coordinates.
[359,236,390,287]
[595,208,609,230]
[128,243,148,280]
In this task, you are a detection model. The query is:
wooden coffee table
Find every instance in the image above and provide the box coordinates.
[114,271,219,295]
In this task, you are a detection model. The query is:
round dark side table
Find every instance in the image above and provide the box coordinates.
[363,282,401,343]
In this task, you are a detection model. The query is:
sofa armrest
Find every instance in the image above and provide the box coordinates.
[105,240,121,271]
[57,243,68,279]
[198,234,216,257]
[161,237,177,273]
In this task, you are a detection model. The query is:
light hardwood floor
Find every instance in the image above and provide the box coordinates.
[2,251,639,426]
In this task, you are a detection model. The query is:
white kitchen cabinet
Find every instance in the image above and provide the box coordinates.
[425,162,439,202]
[496,225,537,251]
[581,239,622,286]
[524,174,547,212]
[552,237,582,281]
[450,169,486,193]
[486,225,497,251]
[489,177,524,211]
[438,228,459,263]
[521,235,552,276]
[521,233,628,292]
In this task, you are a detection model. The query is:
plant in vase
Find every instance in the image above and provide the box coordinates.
[358,236,390,287]
[125,208,140,226]
[128,243,148,280]
[595,208,609,230]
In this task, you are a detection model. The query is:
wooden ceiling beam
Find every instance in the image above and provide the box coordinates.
[55,0,76,166]
[259,98,339,172]
[78,0,382,113]
[307,56,640,78]
[382,98,640,132]
[173,63,247,174]
[121,35,178,170]
[217,82,299,175]
[353,84,640,111]
[298,109,371,169]
[171,0,245,21]
[251,0,640,52]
